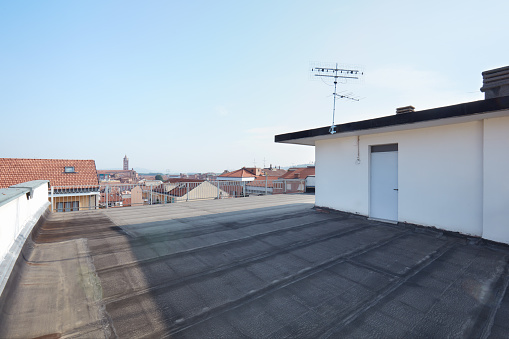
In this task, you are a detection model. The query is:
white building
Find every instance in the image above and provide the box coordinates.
[276,66,509,244]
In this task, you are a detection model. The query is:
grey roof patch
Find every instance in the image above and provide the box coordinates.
[1,195,509,338]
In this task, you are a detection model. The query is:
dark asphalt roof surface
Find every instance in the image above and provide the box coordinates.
[1,195,508,338]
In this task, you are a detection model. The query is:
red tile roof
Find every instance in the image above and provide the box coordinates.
[219,168,257,178]
[165,182,203,197]
[263,169,287,177]
[0,158,99,188]
[167,185,189,197]
[278,167,315,180]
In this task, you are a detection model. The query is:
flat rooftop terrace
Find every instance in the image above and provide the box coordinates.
[1,194,509,338]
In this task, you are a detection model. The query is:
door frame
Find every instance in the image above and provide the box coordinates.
[369,143,399,223]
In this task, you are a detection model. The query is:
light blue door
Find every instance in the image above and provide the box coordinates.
[370,145,398,222]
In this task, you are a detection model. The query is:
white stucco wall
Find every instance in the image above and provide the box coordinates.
[316,136,369,215]
[482,116,509,243]
[0,182,49,260]
[316,121,485,236]
[0,181,50,297]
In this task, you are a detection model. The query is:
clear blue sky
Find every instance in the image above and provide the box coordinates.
[1,1,508,173]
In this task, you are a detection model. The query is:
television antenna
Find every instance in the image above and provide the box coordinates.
[311,62,363,134]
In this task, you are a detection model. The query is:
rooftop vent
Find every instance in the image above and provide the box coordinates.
[481,66,509,99]
[396,106,415,114]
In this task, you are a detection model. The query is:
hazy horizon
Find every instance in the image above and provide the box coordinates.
[2,1,508,172]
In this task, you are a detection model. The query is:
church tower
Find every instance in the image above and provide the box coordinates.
[123,155,129,170]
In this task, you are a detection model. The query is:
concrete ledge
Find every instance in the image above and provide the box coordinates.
[0,202,50,299]
[0,187,31,207]
[9,180,49,200]
[0,180,49,208]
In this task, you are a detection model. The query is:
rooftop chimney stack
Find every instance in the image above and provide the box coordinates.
[481,66,509,99]
[396,106,415,114]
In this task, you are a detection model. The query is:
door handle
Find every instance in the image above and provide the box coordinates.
[393,189,398,191]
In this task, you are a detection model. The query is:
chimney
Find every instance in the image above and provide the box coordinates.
[396,106,415,114]
[480,66,509,99]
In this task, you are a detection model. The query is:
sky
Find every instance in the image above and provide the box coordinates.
[1,0,508,173]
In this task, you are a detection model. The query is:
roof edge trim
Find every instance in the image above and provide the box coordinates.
[275,96,509,143]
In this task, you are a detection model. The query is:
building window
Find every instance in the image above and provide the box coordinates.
[64,166,75,173]
[371,144,398,153]
[56,201,79,212]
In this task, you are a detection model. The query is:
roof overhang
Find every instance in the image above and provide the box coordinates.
[51,192,100,197]
[275,96,509,146]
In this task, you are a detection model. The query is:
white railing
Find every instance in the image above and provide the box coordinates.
[49,179,308,212]
[49,185,100,212]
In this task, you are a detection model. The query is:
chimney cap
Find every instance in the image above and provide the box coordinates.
[481,65,509,99]
[396,106,415,114]
[481,65,509,77]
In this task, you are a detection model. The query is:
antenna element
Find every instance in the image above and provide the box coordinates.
[311,63,363,134]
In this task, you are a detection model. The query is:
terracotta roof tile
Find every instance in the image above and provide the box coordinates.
[278,167,315,179]
[0,158,99,188]
[219,168,257,178]
[263,169,287,176]
[164,182,203,197]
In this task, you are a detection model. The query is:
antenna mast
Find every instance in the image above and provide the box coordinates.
[311,63,363,134]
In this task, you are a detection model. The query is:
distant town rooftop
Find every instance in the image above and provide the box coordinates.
[0,158,99,188]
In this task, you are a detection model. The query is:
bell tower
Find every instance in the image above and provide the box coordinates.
[123,155,129,170]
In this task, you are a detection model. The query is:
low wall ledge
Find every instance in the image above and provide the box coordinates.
[0,180,49,208]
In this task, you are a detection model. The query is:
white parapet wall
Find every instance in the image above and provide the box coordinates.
[0,180,50,298]
[315,115,509,244]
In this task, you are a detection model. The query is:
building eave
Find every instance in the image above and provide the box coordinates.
[275,96,509,145]
[51,191,100,197]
